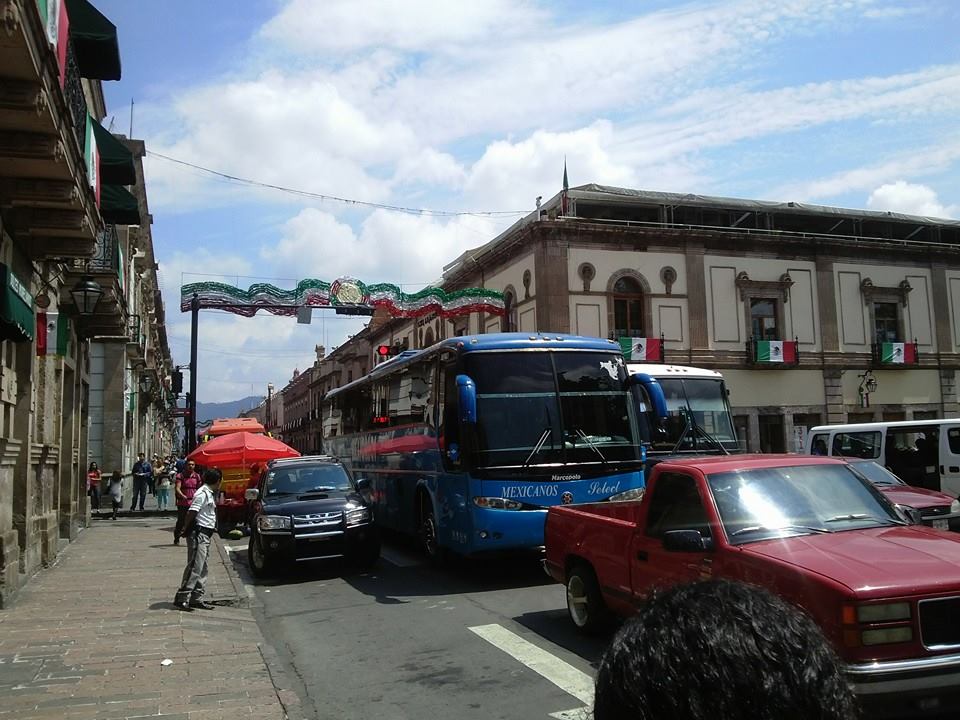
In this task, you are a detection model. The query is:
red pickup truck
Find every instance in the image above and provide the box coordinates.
[544,454,960,718]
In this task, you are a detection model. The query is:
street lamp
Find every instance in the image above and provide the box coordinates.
[858,370,878,408]
[139,373,154,393]
[70,276,104,316]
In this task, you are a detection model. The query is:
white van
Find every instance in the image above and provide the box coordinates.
[805,419,960,498]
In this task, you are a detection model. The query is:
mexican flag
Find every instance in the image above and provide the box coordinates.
[756,340,797,363]
[36,312,69,356]
[881,342,916,364]
[619,336,662,362]
[38,0,69,87]
[84,114,100,206]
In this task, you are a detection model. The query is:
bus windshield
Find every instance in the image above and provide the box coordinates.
[463,351,642,470]
[655,377,737,452]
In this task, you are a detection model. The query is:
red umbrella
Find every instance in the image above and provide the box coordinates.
[187,432,300,466]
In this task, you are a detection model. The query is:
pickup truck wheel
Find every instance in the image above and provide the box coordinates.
[566,564,607,633]
[248,530,271,578]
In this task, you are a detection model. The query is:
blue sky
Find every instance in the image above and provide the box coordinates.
[94,0,960,402]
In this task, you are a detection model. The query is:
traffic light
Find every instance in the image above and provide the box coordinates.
[171,369,183,394]
[335,305,375,316]
[376,344,392,357]
[376,341,408,358]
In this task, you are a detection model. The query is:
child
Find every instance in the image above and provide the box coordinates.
[107,470,123,520]
[156,465,172,511]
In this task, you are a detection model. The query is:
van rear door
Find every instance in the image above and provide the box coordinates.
[940,424,960,497]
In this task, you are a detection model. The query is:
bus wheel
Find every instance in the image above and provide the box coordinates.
[566,562,608,634]
[420,501,441,561]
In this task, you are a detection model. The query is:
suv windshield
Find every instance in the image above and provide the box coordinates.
[708,463,902,544]
[464,351,642,470]
[265,464,353,496]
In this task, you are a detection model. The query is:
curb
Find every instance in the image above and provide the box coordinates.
[211,533,250,608]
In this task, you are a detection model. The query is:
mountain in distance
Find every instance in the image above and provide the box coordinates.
[195,395,264,425]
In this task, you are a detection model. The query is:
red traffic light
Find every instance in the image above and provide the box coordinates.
[377,344,391,357]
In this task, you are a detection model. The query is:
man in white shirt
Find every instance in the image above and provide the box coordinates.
[174,468,222,612]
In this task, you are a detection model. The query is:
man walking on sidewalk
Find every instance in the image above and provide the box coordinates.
[130,452,152,511]
[174,468,222,612]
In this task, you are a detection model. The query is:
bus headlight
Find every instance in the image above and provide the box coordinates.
[258,515,291,531]
[345,507,371,526]
[609,488,645,503]
[473,497,523,510]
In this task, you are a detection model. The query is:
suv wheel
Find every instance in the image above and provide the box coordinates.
[248,529,271,578]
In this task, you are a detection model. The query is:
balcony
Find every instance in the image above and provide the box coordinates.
[871,340,920,367]
[746,337,800,367]
[60,224,127,336]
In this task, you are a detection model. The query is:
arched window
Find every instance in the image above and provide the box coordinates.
[612,276,644,337]
[501,289,518,332]
[423,327,435,347]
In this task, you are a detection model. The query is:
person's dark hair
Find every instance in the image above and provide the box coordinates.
[89,461,98,471]
[111,470,121,481]
[594,579,859,720]
[203,468,223,485]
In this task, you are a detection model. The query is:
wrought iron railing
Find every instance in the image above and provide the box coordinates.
[90,224,119,272]
[870,339,919,366]
[63,43,87,153]
[745,336,800,366]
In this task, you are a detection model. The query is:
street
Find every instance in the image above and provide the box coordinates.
[225,534,608,720]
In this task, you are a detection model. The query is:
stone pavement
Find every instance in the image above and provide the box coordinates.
[0,517,300,720]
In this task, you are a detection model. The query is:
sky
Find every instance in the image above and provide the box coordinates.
[93,0,960,404]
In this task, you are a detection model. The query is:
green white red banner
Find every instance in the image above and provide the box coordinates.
[37,0,69,87]
[84,115,100,205]
[881,342,917,364]
[619,337,662,362]
[36,312,69,356]
[755,339,797,363]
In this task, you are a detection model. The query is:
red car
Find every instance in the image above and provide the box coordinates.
[545,455,960,718]
[847,458,960,532]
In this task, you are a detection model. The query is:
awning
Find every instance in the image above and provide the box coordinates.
[90,118,136,185]
[0,264,35,342]
[65,0,121,81]
[100,184,141,225]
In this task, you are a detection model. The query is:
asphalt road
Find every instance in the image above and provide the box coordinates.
[224,533,612,720]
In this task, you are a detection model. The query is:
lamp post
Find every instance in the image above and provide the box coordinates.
[266,383,274,434]
[70,276,103,316]
[858,370,878,408]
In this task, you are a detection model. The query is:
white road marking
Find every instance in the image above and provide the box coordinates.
[468,623,594,716]
[380,545,422,568]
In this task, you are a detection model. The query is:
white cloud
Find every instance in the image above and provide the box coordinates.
[261,0,546,54]
[867,181,957,218]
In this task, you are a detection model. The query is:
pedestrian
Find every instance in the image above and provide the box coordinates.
[593,579,858,720]
[175,454,186,474]
[156,463,172,511]
[173,468,222,612]
[130,452,152,511]
[148,454,160,496]
[107,470,123,520]
[87,461,101,513]
[174,459,201,545]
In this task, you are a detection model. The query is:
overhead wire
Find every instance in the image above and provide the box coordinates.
[147,150,531,218]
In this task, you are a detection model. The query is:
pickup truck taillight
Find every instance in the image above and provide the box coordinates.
[842,602,914,647]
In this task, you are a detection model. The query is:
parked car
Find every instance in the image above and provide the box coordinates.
[245,455,379,576]
[544,454,960,719]
[846,458,960,531]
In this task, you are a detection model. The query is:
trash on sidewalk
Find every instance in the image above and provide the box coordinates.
[161,659,173,666]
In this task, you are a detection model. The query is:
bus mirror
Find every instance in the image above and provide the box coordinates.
[630,373,668,421]
[456,374,477,424]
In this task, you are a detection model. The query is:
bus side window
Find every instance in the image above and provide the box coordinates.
[438,360,460,466]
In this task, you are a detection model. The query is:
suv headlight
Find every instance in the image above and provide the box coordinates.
[345,507,371,526]
[258,515,291,531]
[857,602,911,623]
[951,500,960,515]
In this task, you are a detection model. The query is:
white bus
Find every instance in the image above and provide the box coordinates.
[627,364,739,455]
[804,418,960,497]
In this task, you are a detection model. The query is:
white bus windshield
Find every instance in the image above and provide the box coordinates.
[655,377,737,452]
[464,351,643,470]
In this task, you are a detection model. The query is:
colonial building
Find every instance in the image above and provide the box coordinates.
[0,0,173,606]
[356,184,960,454]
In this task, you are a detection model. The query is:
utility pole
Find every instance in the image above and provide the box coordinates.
[187,293,199,452]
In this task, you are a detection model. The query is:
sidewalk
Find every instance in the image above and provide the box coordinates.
[0,517,298,720]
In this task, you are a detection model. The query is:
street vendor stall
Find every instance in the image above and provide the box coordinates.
[187,431,300,532]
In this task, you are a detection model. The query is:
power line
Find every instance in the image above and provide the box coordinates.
[147,150,531,218]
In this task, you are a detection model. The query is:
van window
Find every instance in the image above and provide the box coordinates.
[831,431,881,459]
[949,427,960,454]
[810,434,829,456]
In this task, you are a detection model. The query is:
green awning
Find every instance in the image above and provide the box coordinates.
[0,264,35,342]
[91,117,136,185]
[100,184,141,225]
[65,0,121,81]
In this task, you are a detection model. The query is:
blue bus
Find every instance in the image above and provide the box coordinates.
[322,333,668,559]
